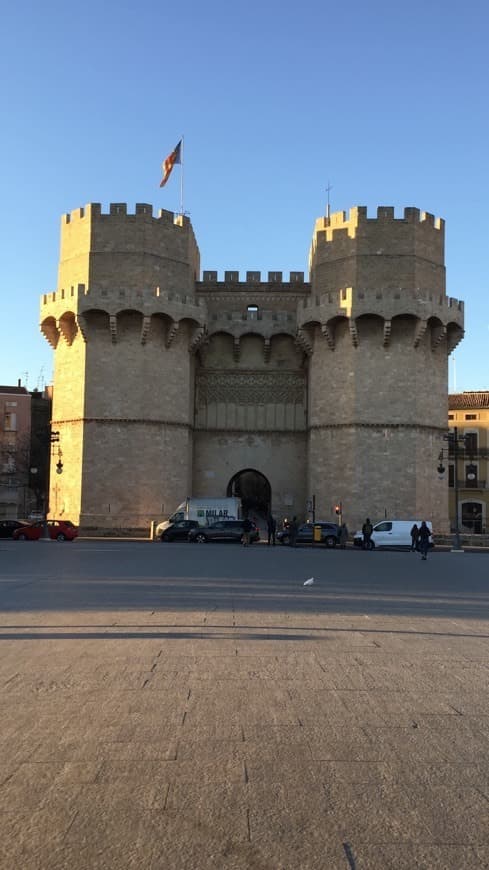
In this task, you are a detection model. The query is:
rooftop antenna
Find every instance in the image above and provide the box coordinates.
[37,366,45,391]
[21,371,28,388]
[325,181,333,220]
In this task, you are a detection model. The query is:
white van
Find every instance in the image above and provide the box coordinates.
[353,520,433,549]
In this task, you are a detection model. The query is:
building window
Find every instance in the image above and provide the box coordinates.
[448,414,454,420]
[3,412,16,431]
[465,414,477,420]
[464,432,478,454]
[247,305,259,319]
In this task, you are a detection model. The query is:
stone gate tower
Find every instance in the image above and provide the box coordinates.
[302,206,464,531]
[40,203,464,533]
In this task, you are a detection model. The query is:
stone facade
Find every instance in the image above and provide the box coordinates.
[40,203,465,533]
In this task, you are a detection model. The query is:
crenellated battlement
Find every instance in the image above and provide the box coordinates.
[42,284,206,309]
[41,284,207,325]
[62,202,189,227]
[198,271,307,291]
[299,286,464,327]
[313,205,444,236]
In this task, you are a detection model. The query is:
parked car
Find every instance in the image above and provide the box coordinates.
[159,520,200,541]
[13,520,79,542]
[0,519,29,539]
[188,519,260,544]
[353,520,434,549]
[277,521,339,548]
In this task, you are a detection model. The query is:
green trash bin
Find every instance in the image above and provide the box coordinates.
[313,524,322,543]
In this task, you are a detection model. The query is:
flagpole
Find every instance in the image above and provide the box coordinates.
[180,135,184,217]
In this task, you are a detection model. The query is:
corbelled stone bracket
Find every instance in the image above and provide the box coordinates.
[264,338,271,362]
[165,322,179,348]
[295,328,313,356]
[383,319,391,348]
[349,321,359,347]
[109,315,117,344]
[76,314,88,343]
[189,325,208,354]
[321,323,335,350]
[413,319,427,348]
[431,324,447,351]
[140,316,151,345]
[233,337,241,362]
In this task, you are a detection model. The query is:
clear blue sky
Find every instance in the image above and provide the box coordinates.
[1,0,488,392]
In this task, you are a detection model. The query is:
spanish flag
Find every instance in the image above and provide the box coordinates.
[160,140,182,187]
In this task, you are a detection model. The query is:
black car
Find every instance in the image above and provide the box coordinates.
[277,521,339,548]
[0,519,29,539]
[188,520,260,544]
[160,520,200,541]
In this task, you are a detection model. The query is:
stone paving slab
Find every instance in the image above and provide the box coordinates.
[1,542,489,868]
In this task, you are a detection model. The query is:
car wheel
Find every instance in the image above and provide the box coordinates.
[325,536,336,548]
[195,533,207,543]
[56,533,66,542]
[17,533,28,541]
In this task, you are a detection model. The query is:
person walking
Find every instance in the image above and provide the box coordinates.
[242,516,252,547]
[267,513,277,546]
[410,523,419,552]
[339,522,349,549]
[418,520,431,560]
[289,516,299,547]
[362,517,373,550]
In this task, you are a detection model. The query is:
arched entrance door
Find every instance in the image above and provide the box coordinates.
[227,469,271,516]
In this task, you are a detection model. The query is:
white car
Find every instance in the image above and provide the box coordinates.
[353,520,433,549]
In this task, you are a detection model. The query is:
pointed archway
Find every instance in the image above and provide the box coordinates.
[227,469,271,516]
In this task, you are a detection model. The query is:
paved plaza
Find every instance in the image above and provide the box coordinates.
[0,540,489,869]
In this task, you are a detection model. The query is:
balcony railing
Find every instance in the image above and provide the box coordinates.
[448,447,489,459]
[449,479,487,489]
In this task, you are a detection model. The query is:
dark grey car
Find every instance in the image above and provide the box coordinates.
[188,520,260,544]
[277,521,339,548]
[160,520,200,541]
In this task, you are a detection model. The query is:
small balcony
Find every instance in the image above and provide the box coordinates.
[450,479,487,490]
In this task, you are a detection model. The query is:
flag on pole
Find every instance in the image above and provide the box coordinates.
[160,140,182,187]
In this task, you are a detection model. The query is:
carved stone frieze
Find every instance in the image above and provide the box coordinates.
[196,371,305,406]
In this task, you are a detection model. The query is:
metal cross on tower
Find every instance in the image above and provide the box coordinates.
[325,181,333,220]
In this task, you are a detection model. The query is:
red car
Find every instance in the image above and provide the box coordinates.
[13,520,78,542]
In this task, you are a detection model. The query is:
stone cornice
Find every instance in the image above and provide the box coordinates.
[309,422,447,432]
[52,417,191,428]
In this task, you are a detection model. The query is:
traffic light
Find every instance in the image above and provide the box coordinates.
[335,504,341,515]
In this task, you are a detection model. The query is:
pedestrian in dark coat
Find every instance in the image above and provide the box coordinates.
[410,523,419,552]
[362,518,373,550]
[289,516,299,547]
[418,521,431,560]
[267,514,277,546]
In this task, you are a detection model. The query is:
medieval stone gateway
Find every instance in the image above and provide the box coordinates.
[40,203,464,533]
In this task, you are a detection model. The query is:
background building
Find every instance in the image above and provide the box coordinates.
[0,383,31,518]
[0,384,51,520]
[39,203,464,533]
[447,392,489,534]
